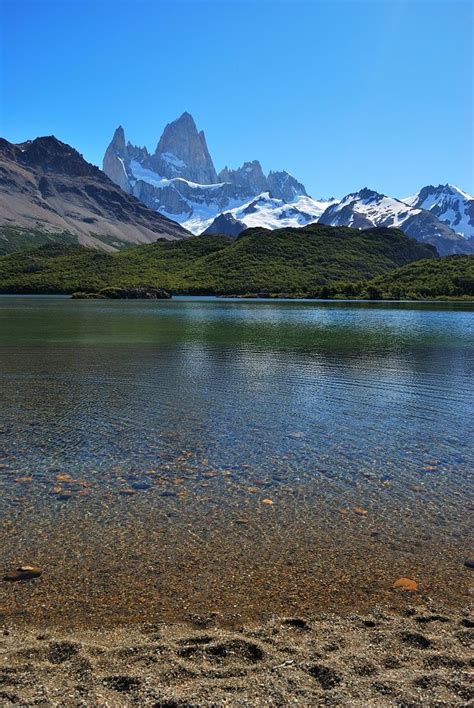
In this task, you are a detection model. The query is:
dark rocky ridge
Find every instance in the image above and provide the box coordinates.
[0,136,189,250]
[202,212,246,237]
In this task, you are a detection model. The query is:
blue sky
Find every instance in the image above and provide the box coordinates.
[1,0,472,198]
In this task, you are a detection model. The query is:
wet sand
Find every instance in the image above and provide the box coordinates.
[1,605,472,706]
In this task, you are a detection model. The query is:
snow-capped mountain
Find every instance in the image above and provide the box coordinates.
[203,193,336,235]
[319,188,471,255]
[103,113,473,254]
[402,184,474,240]
[102,113,328,235]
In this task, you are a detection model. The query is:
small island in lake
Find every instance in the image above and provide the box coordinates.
[71,285,172,299]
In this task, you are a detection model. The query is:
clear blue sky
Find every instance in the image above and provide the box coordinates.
[1,0,472,198]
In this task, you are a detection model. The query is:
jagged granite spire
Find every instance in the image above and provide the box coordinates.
[102,126,131,193]
[218,160,268,195]
[151,112,218,184]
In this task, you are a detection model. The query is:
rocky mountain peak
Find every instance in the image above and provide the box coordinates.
[17,136,100,179]
[403,183,474,239]
[103,126,131,193]
[356,187,382,202]
[126,142,150,163]
[152,112,217,183]
[415,183,468,202]
[170,111,196,130]
[267,170,307,202]
[0,134,189,249]
[318,185,470,255]
[218,160,268,196]
[110,125,126,152]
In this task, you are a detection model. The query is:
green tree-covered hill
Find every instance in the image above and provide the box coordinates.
[0,224,439,297]
[363,254,474,300]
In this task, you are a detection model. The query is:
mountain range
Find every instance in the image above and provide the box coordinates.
[0,115,472,259]
[103,112,474,255]
[102,113,335,236]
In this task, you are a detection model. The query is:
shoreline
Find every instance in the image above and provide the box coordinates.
[1,605,472,706]
[0,291,473,303]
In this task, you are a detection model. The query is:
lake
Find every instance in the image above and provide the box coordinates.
[0,296,472,627]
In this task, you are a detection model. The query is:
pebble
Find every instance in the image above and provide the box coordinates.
[131,481,151,491]
[3,565,42,582]
[463,558,474,569]
[393,577,418,591]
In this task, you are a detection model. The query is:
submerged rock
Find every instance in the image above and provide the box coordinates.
[3,565,42,582]
[393,577,418,591]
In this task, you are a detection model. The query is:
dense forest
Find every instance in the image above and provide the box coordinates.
[0,223,472,300]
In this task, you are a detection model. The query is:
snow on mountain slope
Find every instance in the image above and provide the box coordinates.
[203,193,336,235]
[321,188,418,229]
[402,184,474,239]
[128,159,251,233]
[319,188,471,255]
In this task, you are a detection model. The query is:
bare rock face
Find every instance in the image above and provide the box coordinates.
[218,160,268,196]
[133,180,191,217]
[151,112,217,184]
[202,212,246,237]
[267,171,307,202]
[102,126,132,194]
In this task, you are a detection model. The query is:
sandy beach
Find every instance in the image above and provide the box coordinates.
[1,602,472,706]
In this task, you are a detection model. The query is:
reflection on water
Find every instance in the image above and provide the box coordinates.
[0,297,472,627]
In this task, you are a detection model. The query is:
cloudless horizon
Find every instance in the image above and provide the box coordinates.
[1,0,473,199]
